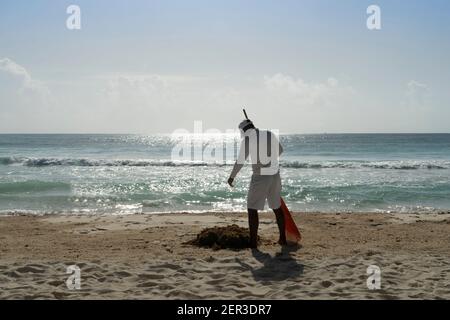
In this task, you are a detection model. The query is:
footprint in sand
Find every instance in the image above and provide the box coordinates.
[321,280,334,288]
[137,281,159,287]
[16,265,45,274]
[114,271,133,278]
[48,280,63,287]
[138,273,165,280]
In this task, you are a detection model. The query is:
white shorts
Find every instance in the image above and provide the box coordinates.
[247,172,282,210]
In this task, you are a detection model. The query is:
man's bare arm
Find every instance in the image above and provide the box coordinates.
[228,137,249,186]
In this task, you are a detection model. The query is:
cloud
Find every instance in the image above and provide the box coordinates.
[405,80,429,109]
[101,74,203,112]
[263,73,354,108]
[0,58,31,78]
[0,57,51,105]
[93,74,217,132]
[96,72,358,133]
[103,74,168,106]
[0,66,359,133]
[0,58,55,132]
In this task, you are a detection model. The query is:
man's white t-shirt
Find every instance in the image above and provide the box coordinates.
[229,128,283,179]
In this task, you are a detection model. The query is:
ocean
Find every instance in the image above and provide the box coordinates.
[1,133,449,215]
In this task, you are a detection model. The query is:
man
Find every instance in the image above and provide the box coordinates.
[227,119,286,248]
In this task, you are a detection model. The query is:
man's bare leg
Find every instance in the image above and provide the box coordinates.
[273,207,287,245]
[247,208,258,248]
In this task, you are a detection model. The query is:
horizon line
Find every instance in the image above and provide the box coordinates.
[0,132,450,135]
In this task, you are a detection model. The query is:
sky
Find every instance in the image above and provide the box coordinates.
[1,0,450,134]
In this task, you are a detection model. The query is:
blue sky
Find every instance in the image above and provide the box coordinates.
[1,0,450,133]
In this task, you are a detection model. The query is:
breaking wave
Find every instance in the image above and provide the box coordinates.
[1,156,449,170]
[281,160,449,170]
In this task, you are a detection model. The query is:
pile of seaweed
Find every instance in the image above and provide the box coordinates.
[186,224,257,250]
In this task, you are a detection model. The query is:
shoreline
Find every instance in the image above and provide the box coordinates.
[1,211,449,299]
[1,208,450,217]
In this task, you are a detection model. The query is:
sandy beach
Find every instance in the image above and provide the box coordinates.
[1,211,449,299]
